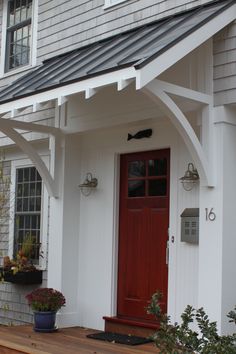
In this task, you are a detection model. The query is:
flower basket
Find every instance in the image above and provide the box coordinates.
[1,269,43,285]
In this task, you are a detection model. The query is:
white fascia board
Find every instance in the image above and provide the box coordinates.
[0,67,136,115]
[136,4,236,89]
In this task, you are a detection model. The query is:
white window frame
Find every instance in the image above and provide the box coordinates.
[103,0,128,9]
[9,157,49,270]
[0,0,38,77]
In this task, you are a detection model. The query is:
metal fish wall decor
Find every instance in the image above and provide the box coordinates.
[127,128,152,141]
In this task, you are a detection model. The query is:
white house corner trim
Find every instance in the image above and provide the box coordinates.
[142,82,215,187]
[0,125,60,198]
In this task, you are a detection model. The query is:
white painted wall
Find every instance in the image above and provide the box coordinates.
[75,117,199,330]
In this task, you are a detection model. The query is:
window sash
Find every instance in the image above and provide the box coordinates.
[5,0,32,72]
[14,167,42,263]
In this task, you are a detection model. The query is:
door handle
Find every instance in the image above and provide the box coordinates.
[166,241,169,265]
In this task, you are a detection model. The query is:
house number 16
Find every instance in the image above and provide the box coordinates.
[205,208,216,221]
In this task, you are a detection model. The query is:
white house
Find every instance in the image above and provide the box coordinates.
[0,0,235,336]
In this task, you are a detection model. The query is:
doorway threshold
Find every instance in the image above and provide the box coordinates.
[103,316,158,337]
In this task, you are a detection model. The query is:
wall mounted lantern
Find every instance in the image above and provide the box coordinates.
[79,173,98,196]
[180,163,199,191]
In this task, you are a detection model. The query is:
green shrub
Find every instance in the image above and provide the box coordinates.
[147,291,236,354]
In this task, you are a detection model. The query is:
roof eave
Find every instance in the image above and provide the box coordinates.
[0,66,136,115]
[135,1,236,89]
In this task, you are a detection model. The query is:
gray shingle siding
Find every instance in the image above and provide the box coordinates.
[213,21,236,105]
[36,0,215,61]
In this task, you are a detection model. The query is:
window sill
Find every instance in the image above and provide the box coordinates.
[103,0,128,10]
[0,63,35,79]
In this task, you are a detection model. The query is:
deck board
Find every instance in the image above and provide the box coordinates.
[0,325,159,353]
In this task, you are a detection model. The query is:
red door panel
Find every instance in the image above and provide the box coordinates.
[117,149,170,322]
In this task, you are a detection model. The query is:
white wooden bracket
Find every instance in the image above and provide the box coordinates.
[0,117,64,197]
[143,79,215,187]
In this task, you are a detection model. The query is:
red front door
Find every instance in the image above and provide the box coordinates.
[117,149,170,322]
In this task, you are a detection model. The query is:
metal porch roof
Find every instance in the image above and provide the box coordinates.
[0,0,234,104]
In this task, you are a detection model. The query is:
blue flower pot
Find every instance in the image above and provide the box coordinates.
[33,311,57,332]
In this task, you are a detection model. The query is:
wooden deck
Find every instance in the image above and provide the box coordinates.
[0,325,159,354]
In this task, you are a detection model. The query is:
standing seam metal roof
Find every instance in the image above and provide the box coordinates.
[0,0,234,104]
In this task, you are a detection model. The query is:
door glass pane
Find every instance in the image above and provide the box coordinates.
[148,179,167,196]
[148,158,167,176]
[128,161,145,178]
[128,180,145,197]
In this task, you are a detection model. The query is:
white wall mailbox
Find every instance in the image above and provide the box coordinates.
[181,208,199,244]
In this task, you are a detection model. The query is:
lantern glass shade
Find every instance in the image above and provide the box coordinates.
[79,173,98,196]
[180,163,199,191]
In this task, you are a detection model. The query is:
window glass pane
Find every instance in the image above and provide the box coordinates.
[15,8,21,24]
[23,168,29,182]
[30,167,36,181]
[25,215,30,229]
[36,197,41,211]
[23,182,29,196]
[21,7,27,22]
[26,1,32,18]
[17,169,23,182]
[8,2,15,26]
[36,182,41,196]
[31,215,37,229]
[16,198,22,211]
[148,158,167,176]
[29,197,35,211]
[36,171,41,181]
[21,50,29,65]
[128,180,145,197]
[19,215,24,229]
[23,197,29,211]
[16,183,22,197]
[128,161,145,178]
[148,179,167,196]
[29,182,35,196]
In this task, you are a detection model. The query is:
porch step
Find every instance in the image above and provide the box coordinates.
[103,316,158,337]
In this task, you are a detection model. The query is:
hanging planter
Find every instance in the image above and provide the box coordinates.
[1,269,43,285]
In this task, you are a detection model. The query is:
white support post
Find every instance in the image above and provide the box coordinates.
[47,134,81,327]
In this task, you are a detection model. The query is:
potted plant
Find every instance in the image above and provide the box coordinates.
[26,287,66,332]
[1,234,43,285]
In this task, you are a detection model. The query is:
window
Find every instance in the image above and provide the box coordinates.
[128,158,168,197]
[14,166,42,264]
[5,0,33,72]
